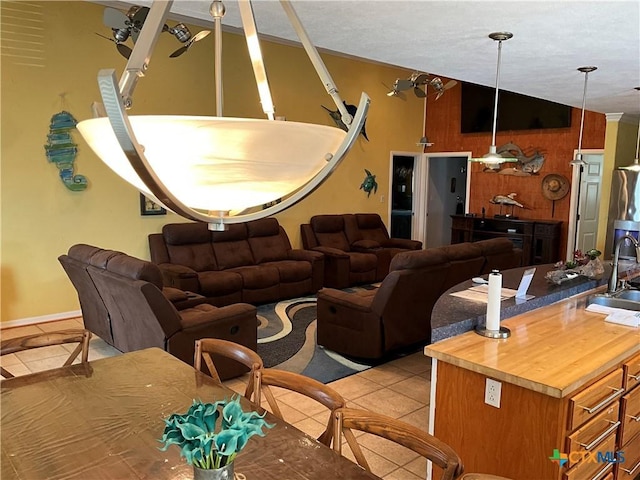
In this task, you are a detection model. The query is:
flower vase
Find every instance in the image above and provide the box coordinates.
[193,462,234,480]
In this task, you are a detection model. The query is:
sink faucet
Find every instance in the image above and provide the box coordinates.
[608,234,640,294]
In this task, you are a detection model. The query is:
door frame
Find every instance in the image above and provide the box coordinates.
[566,148,604,260]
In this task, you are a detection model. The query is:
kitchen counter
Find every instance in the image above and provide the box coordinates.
[426,289,640,398]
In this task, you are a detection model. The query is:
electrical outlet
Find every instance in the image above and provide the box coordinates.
[485,378,502,408]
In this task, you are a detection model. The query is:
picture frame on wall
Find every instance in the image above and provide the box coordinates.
[140,193,167,216]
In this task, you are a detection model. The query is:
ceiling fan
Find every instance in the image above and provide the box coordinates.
[98,5,211,59]
[387,72,457,99]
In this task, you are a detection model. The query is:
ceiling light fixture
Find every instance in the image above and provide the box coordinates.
[77,0,370,231]
[619,87,640,171]
[471,32,517,169]
[570,66,597,166]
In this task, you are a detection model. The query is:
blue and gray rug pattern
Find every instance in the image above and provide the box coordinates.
[256,294,375,384]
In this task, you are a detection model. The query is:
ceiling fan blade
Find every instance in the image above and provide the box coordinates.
[443,80,458,91]
[170,45,189,58]
[130,6,150,29]
[413,73,429,85]
[103,8,128,29]
[131,27,141,43]
[414,86,427,98]
[191,30,211,43]
[395,79,413,91]
[117,43,132,59]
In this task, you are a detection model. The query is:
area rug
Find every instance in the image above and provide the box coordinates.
[256,290,377,384]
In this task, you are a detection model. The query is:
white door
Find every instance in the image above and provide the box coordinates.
[568,150,604,257]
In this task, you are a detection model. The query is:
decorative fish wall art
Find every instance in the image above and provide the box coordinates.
[44,111,88,191]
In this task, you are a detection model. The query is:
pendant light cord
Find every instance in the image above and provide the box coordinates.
[577,71,590,154]
[491,40,503,147]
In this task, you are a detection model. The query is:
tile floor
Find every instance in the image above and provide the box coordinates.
[1,318,432,480]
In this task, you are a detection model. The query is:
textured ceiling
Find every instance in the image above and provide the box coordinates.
[104,0,640,116]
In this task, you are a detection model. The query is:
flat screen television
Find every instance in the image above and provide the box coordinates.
[461,82,572,133]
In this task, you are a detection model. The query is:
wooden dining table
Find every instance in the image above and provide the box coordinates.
[1,347,380,480]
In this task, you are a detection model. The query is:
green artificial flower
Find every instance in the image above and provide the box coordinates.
[159,396,273,470]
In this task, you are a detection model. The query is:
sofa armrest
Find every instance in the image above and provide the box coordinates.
[381,238,423,250]
[157,263,200,292]
[179,303,257,332]
[287,249,324,263]
[312,246,349,258]
[162,286,188,303]
[317,288,373,312]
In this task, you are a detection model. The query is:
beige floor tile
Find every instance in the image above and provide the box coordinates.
[23,355,73,373]
[328,374,380,401]
[0,353,23,366]
[262,400,307,425]
[345,444,399,478]
[38,319,85,332]
[1,362,32,378]
[404,456,428,478]
[14,345,69,363]
[358,363,413,387]
[290,416,326,441]
[0,325,45,340]
[387,375,430,404]
[386,351,431,375]
[276,390,332,416]
[398,406,430,432]
[354,388,423,418]
[383,467,423,480]
[356,431,420,467]
[86,339,122,361]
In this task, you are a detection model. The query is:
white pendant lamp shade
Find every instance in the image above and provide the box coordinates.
[77,115,345,212]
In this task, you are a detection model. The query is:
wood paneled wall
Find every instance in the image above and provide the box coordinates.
[425,81,606,259]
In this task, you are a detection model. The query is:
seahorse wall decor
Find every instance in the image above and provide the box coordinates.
[44,111,88,191]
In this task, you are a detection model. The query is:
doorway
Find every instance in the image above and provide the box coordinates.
[389,152,471,247]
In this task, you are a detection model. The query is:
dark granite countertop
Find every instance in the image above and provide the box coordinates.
[430,263,612,343]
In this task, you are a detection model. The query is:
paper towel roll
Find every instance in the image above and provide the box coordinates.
[486,270,502,331]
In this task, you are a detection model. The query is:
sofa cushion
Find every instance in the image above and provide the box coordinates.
[354,213,390,244]
[211,224,254,269]
[310,215,350,251]
[438,242,483,261]
[346,252,378,273]
[247,218,289,263]
[197,270,244,297]
[263,260,312,283]
[390,249,449,271]
[229,265,280,289]
[163,223,217,272]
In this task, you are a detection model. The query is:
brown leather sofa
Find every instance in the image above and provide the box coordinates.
[60,244,258,379]
[300,213,422,288]
[149,218,324,306]
[316,238,522,359]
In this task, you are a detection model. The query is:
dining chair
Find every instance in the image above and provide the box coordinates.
[333,407,464,480]
[194,338,263,400]
[0,329,92,379]
[253,368,346,447]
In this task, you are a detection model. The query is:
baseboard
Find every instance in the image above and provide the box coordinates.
[1,310,82,330]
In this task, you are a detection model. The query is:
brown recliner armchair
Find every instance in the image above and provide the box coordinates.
[78,248,257,379]
[301,214,378,289]
[344,213,422,279]
[316,249,449,359]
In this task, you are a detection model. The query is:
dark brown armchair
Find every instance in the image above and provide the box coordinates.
[62,245,258,379]
[316,248,449,359]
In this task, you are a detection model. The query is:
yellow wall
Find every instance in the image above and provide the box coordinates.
[0,1,423,323]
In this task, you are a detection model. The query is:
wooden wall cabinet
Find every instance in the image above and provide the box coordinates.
[450,214,562,265]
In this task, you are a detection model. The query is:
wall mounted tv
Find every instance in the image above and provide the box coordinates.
[461,82,572,133]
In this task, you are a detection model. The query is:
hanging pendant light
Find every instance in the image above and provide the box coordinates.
[77,0,369,231]
[570,66,597,166]
[618,87,640,171]
[471,32,518,168]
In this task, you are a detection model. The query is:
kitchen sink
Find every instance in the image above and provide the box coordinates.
[588,289,640,311]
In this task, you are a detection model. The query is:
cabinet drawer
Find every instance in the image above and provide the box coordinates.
[568,369,625,431]
[623,351,640,391]
[563,434,616,480]
[566,403,620,468]
[616,433,640,479]
[620,384,640,446]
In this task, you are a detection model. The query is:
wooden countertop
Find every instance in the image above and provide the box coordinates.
[425,290,640,398]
